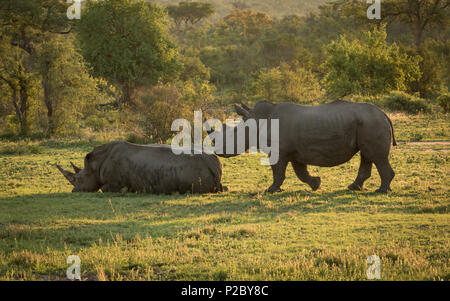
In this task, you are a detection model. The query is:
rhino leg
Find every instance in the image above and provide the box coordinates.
[292,161,321,191]
[374,159,395,194]
[348,155,372,191]
[267,158,289,193]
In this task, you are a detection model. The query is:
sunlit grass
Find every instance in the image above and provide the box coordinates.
[0,113,448,280]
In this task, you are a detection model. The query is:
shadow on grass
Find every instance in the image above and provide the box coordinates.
[0,188,440,252]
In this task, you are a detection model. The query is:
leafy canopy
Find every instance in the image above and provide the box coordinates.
[77,0,181,104]
[167,2,215,26]
[322,25,422,97]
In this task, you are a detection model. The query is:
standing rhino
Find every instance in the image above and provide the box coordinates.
[209,100,396,193]
[56,141,225,194]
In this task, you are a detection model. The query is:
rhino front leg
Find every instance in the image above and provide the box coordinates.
[292,161,321,191]
[267,158,289,193]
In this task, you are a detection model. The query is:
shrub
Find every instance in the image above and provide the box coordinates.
[125,133,151,145]
[323,25,421,97]
[347,95,383,107]
[251,63,323,103]
[436,93,450,113]
[85,115,108,132]
[383,91,431,114]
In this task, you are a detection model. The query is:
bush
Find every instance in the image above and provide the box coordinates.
[347,95,384,107]
[125,133,151,145]
[322,25,421,97]
[85,115,108,132]
[383,91,431,114]
[436,93,450,113]
[251,63,323,103]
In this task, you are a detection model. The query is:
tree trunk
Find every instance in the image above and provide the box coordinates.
[414,21,424,48]
[121,85,136,108]
[11,86,29,136]
[42,74,55,137]
[0,76,29,136]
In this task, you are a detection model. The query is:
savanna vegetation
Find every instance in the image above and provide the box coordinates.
[0,0,448,281]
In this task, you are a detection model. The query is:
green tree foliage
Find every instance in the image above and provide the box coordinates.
[77,0,181,106]
[35,35,104,137]
[383,91,431,114]
[384,0,450,47]
[123,79,217,143]
[198,9,273,88]
[156,0,328,21]
[0,38,39,135]
[323,26,422,97]
[251,63,323,103]
[167,2,215,26]
[0,0,70,54]
[295,0,373,70]
[0,0,71,135]
[436,92,450,112]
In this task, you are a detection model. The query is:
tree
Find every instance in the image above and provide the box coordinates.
[35,35,101,136]
[384,0,450,47]
[77,0,181,106]
[167,2,215,27]
[0,0,73,135]
[222,9,272,43]
[0,38,38,135]
[322,25,422,97]
[0,0,71,54]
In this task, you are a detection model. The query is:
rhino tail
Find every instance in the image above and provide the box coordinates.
[383,112,397,146]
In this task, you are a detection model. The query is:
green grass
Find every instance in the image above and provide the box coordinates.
[0,113,448,280]
[391,112,449,142]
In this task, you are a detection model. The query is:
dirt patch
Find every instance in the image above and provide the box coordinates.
[404,141,450,146]
[399,141,450,153]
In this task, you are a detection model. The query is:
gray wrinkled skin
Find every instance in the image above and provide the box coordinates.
[56,141,225,194]
[211,100,397,194]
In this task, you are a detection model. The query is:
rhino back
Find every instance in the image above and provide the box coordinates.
[99,143,222,193]
[270,101,390,166]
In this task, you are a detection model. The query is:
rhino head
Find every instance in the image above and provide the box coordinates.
[206,102,275,157]
[56,161,101,193]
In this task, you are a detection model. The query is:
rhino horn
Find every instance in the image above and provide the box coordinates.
[56,164,76,186]
[234,104,250,118]
[70,162,82,173]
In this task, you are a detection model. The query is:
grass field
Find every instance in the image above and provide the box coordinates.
[0,113,448,280]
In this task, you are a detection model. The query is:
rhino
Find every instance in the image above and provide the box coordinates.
[56,141,225,194]
[208,100,397,193]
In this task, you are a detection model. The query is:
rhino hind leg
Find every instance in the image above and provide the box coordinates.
[348,155,373,191]
[374,159,395,194]
[292,161,321,191]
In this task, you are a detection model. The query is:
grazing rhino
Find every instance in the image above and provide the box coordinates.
[56,141,225,194]
[209,100,397,193]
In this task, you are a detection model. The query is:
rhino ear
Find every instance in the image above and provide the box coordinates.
[56,164,76,186]
[70,162,82,173]
[234,104,250,118]
[240,102,250,111]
